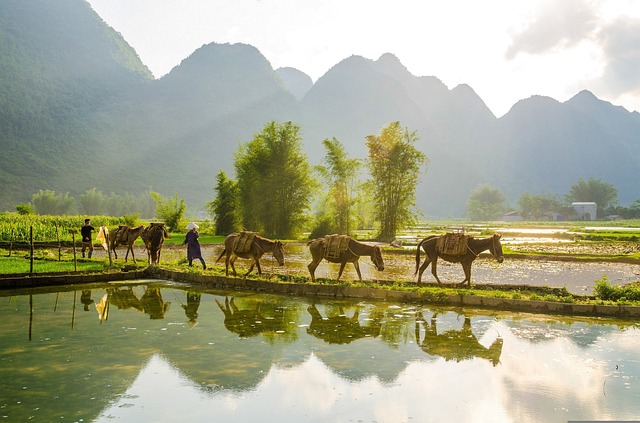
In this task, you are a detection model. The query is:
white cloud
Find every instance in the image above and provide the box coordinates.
[505,0,600,59]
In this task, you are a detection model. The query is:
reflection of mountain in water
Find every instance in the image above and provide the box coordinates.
[504,319,617,348]
[301,301,425,383]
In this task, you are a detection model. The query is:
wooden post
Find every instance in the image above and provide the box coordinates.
[106,231,113,268]
[29,225,33,274]
[9,228,13,257]
[72,232,77,272]
[55,224,61,261]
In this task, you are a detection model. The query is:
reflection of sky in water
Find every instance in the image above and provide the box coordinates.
[98,325,640,423]
[1,283,639,422]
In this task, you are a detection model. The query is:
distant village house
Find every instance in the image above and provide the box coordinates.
[572,202,597,220]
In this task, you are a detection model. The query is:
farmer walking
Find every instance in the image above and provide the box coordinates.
[81,218,95,258]
[183,222,206,269]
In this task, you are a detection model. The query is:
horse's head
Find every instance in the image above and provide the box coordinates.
[371,245,385,271]
[491,233,504,263]
[273,241,286,266]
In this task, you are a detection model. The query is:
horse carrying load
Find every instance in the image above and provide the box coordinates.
[415,233,504,286]
[436,232,469,256]
[323,234,351,260]
[307,234,385,282]
[232,231,257,254]
[216,231,285,277]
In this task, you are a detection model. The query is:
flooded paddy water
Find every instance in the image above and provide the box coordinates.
[1,281,639,422]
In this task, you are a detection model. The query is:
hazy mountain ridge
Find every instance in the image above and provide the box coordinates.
[1,0,639,217]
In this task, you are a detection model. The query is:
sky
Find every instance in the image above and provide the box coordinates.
[86,0,640,117]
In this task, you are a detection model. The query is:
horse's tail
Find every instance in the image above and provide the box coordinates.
[216,248,227,263]
[414,238,426,276]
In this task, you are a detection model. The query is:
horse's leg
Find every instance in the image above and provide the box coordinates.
[229,255,238,277]
[130,244,136,264]
[431,257,443,284]
[417,253,432,284]
[245,258,256,276]
[254,254,262,275]
[307,257,322,282]
[460,260,472,286]
[337,261,348,280]
[224,253,231,276]
[352,259,362,281]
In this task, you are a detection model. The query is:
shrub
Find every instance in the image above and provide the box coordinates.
[594,276,640,302]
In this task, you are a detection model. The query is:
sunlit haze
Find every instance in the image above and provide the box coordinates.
[86,0,640,117]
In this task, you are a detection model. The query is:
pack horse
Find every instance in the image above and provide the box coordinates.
[414,233,504,286]
[216,231,286,277]
[307,235,385,282]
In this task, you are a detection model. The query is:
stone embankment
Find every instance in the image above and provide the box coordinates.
[1,267,639,319]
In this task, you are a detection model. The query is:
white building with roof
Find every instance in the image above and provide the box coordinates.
[572,202,597,220]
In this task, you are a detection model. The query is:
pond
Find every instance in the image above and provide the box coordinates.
[1,280,639,422]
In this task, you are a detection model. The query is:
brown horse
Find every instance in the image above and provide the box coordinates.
[307,236,385,282]
[216,232,285,277]
[414,233,504,286]
[144,223,168,265]
[109,225,145,263]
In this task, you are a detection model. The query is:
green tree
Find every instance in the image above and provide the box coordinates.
[79,188,108,215]
[566,178,618,218]
[518,192,563,220]
[466,184,506,220]
[15,203,34,215]
[31,189,76,215]
[366,122,427,241]
[150,192,186,232]
[208,170,241,235]
[235,121,314,239]
[315,137,361,235]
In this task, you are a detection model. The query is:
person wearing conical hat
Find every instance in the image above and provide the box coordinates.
[183,222,206,269]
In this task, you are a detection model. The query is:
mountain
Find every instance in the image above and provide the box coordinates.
[0,0,152,208]
[275,67,313,100]
[1,0,639,218]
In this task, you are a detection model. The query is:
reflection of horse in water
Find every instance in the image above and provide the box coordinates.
[306,304,381,344]
[107,287,144,311]
[140,287,171,319]
[415,312,503,366]
[215,296,286,337]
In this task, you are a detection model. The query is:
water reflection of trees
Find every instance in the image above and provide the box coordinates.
[215,296,299,342]
[306,303,382,344]
[415,312,503,366]
[7,282,639,423]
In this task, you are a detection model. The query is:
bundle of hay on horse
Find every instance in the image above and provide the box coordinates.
[216,231,285,277]
[141,223,168,265]
[109,225,145,263]
[414,232,504,286]
[307,234,385,282]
